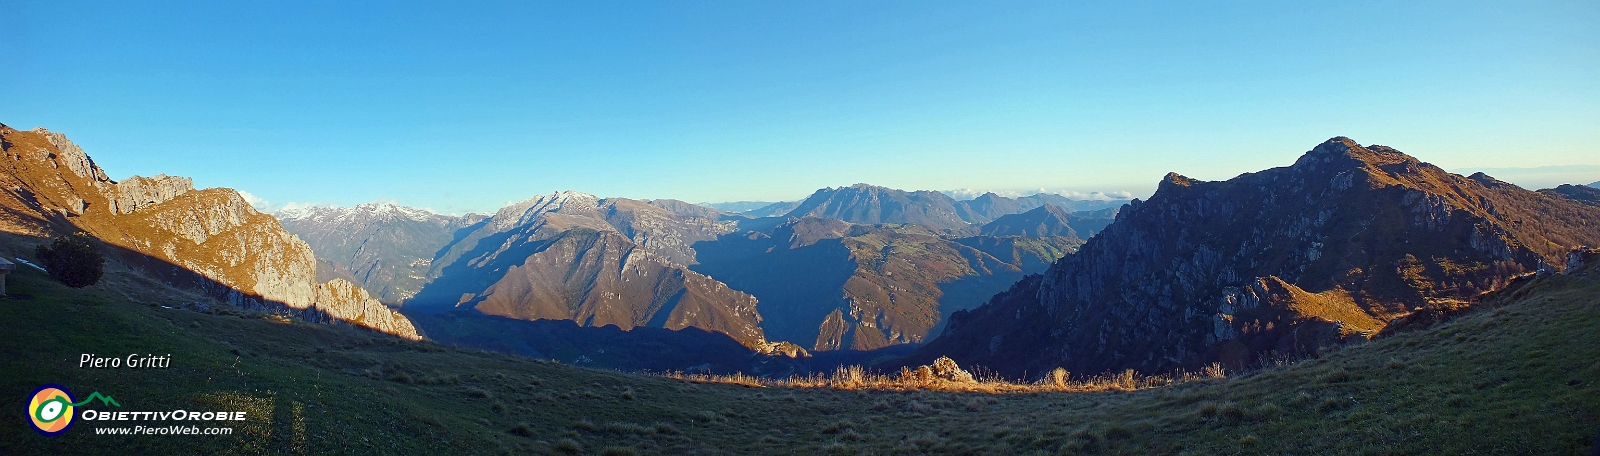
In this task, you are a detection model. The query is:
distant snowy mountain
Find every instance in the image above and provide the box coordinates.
[276,203,486,304]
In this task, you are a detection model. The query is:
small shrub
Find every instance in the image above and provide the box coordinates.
[1046,368,1070,387]
[619,388,635,400]
[1252,402,1282,421]
[1240,434,1261,445]
[695,410,723,423]
[600,447,639,456]
[963,398,988,412]
[601,422,652,435]
[652,422,680,435]
[466,387,492,399]
[508,422,535,437]
[821,420,855,434]
[839,428,867,442]
[36,233,105,288]
[1318,369,1353,383]
[1219,402,1246,422]
[1316,397,1346,414]
[1068,427,1101,449]
[1292,392,1315,405]
[554,438,583,454]
[1103,423,1133,440]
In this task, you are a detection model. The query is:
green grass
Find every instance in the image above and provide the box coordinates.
[3,264,1597,455]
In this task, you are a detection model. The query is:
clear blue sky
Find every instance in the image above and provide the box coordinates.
[3,1,1596,214]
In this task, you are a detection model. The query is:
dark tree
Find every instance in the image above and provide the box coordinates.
[36,232,104,288]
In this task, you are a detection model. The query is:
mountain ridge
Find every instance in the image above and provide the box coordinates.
[907,137,1600,378]
[0,124,419,339]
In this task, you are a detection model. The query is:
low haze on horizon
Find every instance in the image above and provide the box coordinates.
[3,1,1596,215]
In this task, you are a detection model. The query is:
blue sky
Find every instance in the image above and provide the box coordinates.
[3,1,1596,214]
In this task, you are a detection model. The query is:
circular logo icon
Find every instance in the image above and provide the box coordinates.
[28,384,75,436]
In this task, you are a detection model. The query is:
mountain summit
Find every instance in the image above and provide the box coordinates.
[783,184,974,232]
[907,137,1600,378]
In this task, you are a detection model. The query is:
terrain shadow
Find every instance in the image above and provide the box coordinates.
[407,311,809,377]
[689,231,857,348]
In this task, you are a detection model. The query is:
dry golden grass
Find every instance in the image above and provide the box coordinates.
[662,362,1229,394]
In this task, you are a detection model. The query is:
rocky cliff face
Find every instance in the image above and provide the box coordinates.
[404,191,771,349]
[908,137,1600,378]
[110,174,194,215]
[692,217,1082,351]
[277,203,485,304]
[0,124,419,340]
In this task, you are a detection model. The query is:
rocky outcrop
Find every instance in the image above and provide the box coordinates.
[311,279,421,340]
[908,137,1600,378]
[0,123,420,340]
[898,356,977,384]
[110,174,194,214]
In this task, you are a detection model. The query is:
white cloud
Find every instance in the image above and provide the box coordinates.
[237,190,271,210]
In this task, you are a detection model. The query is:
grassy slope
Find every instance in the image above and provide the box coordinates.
[2,264,1596,455]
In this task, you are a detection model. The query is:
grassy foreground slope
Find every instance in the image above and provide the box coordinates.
[2,263,1597,455]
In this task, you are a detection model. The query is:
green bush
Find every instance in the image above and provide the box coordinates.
[35,232,104,288]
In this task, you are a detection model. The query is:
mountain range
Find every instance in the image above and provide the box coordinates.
[276,183,1118,358]
[14,122,1594,383]
[905,137,1600,378]
[277,203,486,304]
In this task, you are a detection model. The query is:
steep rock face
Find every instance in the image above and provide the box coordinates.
[276,203,485,304]
[405,191,770,349]
[0,124,419,340]
[110,174,194,214]
[691,217,1081,351]
[909,137,1600,378]
[311,279,421,339]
